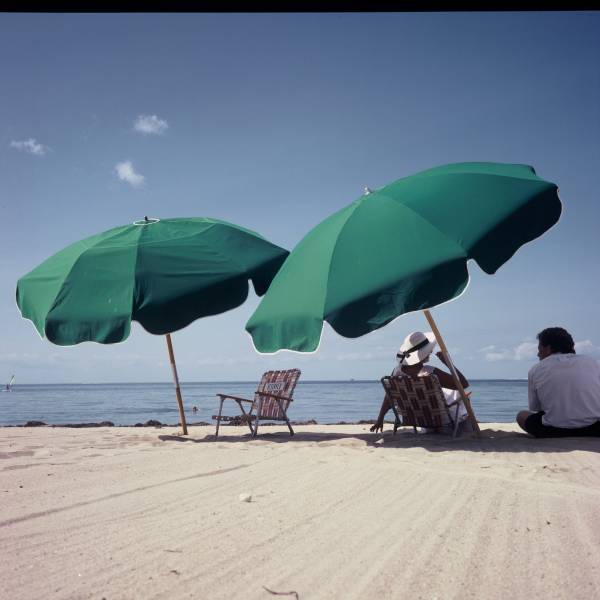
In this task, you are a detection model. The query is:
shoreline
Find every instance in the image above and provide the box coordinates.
[3,418,516,428]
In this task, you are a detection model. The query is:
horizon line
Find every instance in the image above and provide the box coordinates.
[8,378,528,386]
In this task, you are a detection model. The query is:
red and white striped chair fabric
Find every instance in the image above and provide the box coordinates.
[254,369,300,420]
[213,369,301,437]
[381,374,462,437]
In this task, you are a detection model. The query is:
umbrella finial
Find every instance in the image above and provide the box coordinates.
[364,186,372,195]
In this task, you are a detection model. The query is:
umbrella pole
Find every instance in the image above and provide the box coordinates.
[423,309,481,436]
[165,333,188,436]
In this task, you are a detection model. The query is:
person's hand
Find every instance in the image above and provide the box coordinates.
[370,420,384,433]
[435,351,448,364]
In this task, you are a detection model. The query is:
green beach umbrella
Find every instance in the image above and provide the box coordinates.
[246,162,562,432]
[17,216,289,434]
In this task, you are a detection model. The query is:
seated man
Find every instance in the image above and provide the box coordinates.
[517,327,600,438]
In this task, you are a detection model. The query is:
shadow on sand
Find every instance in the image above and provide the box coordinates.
[158,426,600,455]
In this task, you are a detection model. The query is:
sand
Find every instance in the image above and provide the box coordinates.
[1,423,599,600]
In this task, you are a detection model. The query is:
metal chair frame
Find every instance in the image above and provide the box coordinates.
[213,369,301,437]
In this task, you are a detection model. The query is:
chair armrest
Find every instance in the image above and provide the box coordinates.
[216,394,253,403]
[257,392,294,402]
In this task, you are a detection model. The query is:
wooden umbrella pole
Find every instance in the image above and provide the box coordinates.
[165,333,188,436]
[423,309,481,436]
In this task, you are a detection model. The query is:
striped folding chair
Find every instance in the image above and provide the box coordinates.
[381,374,464,438]
[213,369,301,437]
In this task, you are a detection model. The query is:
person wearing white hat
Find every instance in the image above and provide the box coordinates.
[370,331,470,433]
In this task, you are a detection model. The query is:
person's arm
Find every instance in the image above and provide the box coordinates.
[370,395,391,432]
[528,368,541,411]
[432,351,469,389]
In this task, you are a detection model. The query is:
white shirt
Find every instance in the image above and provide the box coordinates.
[528,353,600,428]
[392,364,468,424]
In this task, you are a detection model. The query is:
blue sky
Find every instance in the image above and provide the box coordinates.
[1,12,599,383]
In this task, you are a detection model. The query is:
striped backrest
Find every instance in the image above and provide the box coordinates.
[381,375,449,428]
[253,369,301,419]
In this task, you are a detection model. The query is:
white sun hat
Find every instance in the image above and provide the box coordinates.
[396,331,437,366]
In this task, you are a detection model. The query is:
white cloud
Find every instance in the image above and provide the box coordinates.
[115,161,145,187]
[10,138,48,155]
[575,340,600,358]
[133,114,168,135]
[480,341,537,362]
[513,342,538,361]
[479,345,497,353]
[481,339,600,362]
[484,350,513,362]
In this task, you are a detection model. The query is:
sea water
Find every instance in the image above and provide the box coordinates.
[0,380,527,426]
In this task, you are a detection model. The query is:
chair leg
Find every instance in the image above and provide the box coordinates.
[283,410,294,436]
[252,398,263,438]
[452,405,461,438]
[393,417,399,435]
[392,406,401,435]
[215,397,224,437]
[274,399,294,436]
[238,401,255,435]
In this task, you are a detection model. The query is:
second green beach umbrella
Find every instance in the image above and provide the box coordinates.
[246,162,561,353]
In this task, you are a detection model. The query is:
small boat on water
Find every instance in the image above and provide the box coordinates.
[4,375,15,392]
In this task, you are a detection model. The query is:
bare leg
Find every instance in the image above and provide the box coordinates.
[516,410,536,432]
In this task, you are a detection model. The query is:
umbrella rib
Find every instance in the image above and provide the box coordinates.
[374,190,470,257]
[322,199,365,321]
[378,170,557,252]
[323,193,468,316]
[128,219,267,248]
[195,224,286,292]
[131,221,266,324]
[197,223,259,281]
[130,223,149,321]
[181,222,257,276]
[400,163,541,183]
[42,225,137,338]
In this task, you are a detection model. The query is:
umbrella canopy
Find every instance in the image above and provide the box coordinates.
[246,162,562,353]
[17,216,288,345]
[17,216,289,434]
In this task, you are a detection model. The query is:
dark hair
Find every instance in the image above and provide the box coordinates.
[537,327,575,354]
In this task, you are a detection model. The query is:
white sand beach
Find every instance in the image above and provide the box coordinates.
[1,424,599,600]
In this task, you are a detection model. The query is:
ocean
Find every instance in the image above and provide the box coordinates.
[0,380,527,427]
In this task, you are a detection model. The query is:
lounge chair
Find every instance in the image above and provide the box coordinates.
[212,369,301,437]
[380,374,469,438]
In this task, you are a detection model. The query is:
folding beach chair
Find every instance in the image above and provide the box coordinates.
[381,374,469,438]
[213,369,301,437]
